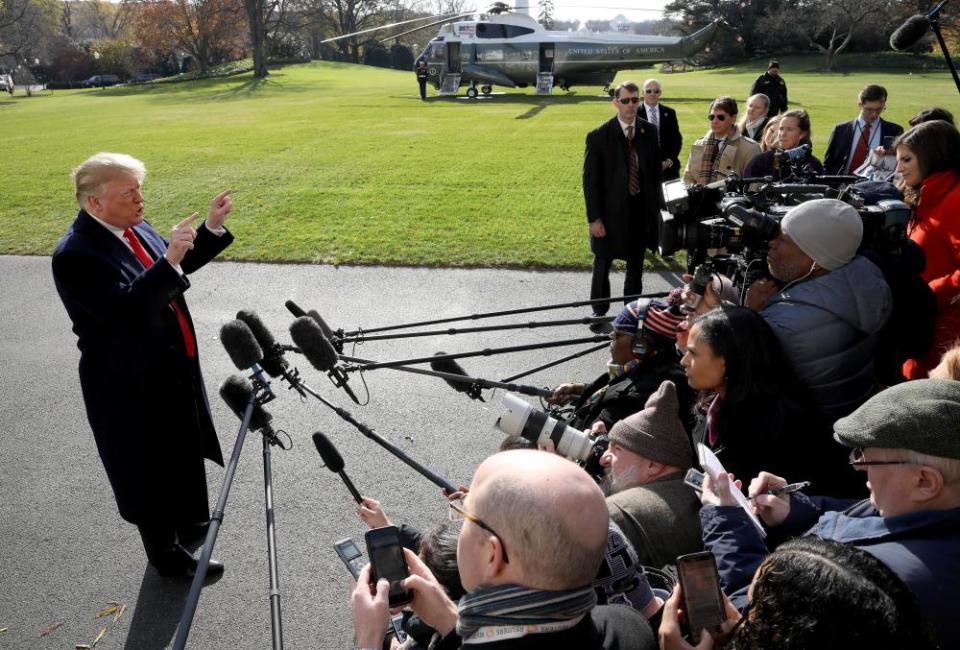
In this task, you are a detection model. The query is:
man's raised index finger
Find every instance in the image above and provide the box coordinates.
[214,189,232,202]
[178,212,199,227]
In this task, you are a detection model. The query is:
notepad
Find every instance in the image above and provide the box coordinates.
[698,444,766,538]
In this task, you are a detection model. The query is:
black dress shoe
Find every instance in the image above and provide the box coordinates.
[153,545,225,583]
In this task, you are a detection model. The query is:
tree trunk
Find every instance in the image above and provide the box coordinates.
[245,0,269,78]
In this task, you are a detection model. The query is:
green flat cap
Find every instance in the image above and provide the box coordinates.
[833,379,960,460]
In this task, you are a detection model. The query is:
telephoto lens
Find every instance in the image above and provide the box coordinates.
[496,393,594,462]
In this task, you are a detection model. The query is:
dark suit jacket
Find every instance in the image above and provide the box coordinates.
[645,103,682,181]
[583,116,664,259]
[822,118,904,174]
[52,210,233,525]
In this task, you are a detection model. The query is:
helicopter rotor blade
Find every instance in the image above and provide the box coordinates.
[376,13,475,43]
[321,11,475,44]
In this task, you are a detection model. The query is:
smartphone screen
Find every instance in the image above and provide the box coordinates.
[883,135,896,153]
[677,552,725,643]
[365,526,413,607]
[334,538,365,580]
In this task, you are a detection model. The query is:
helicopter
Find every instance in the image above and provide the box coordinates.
[326,4,724,98]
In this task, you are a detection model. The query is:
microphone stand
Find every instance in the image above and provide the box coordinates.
[297,381,458,493]
[500,342,610,383]
[928,0,960,96]
[342,354,554,398]
[340,335,608,372]
[174,379,285,650]
[339,292,667,337]
[338,315,613,344]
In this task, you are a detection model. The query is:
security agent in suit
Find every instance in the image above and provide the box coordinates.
[583,81,664,319]
[823,84,904,175]
[52,152,234,579]
[641,78,682,181]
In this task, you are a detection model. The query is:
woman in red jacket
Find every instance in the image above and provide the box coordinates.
[896,120,960,378]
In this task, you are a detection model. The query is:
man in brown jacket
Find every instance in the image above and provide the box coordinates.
[600,381,702,570]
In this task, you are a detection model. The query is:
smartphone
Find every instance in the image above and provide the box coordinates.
[684,468,705,492]
[676,552,726,644]
[882,135,896,154]
[334,537,366,580]
[365,526,413,608]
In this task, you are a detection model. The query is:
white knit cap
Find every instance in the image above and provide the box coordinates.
[780,199,863,270]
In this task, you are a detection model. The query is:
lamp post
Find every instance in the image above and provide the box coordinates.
[93,50,102,89]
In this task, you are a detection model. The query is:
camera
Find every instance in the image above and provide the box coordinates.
[496,393,609,479]
[659,176,912,294]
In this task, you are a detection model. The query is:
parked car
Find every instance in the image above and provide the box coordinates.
[83,74,121,87]
[132,73,161,83]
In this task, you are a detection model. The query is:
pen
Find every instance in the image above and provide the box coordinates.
[749,481,810,500]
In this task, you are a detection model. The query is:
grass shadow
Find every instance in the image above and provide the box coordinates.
[516,101,548,119]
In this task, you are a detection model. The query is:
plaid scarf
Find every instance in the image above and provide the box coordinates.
[697,127,738,183]
[456,583,597,643]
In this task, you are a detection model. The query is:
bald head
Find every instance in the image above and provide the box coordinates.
[468,450,608,590]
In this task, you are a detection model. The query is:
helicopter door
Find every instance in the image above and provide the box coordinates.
[446,42,461,73]
[539,44,554,73]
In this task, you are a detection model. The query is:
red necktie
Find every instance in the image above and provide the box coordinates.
[849,122,872,172]
[627,126,640,195]
[123,228,196,358]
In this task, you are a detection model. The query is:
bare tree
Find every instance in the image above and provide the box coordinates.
[0,0,59,60]
[760,0,895,70]
[321,0,388,62]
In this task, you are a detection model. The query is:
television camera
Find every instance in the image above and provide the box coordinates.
[658,169,913,298]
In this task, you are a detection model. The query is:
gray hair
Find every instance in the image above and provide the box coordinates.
[749,93,770,109]
[72,152,146,206]
[642,78,661,91]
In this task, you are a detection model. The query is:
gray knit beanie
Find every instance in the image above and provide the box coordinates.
[608,381,692,469]
[833,379,960,460]
[780,198,863,270]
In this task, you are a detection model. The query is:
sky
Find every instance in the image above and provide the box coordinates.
[533,0,671,24]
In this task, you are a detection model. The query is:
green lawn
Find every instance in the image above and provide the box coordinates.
[1,56,953,268]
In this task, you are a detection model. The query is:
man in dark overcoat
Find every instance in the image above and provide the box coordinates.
[52,152,233,578]
[583,80,663,322]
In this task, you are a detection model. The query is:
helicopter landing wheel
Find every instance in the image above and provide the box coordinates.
[481,85,492,95]
[466,87,478,99]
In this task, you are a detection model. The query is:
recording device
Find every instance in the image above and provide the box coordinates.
[219,375,277,439]
[496,393,608,479]
[683,468,705,492]
[220,319,274,394]
[365,526,413,608]
[890,13,932,51]
[312,431,363,504]
[289,316,359,403]
[772,143,812,169]
[334,537,366,580]
[676,552,726,644]
[660,175,914,290]
[431,354,485,401]
[235,310,286,378]
[882,135,897,154]
[285,299,337,343]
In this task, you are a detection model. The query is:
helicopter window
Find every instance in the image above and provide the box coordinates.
[426,42,445,60]
[476,23,535,38]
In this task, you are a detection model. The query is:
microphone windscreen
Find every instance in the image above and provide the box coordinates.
[430,353,474,394]
[220,320,263,370]
[890,15,930,51]
[312,431,345,472]
[236,310,285,377]
[219,375,273,431]
[290,316,339,371]
[306,309,335,341]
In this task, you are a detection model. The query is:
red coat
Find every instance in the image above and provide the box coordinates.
[904,169,960,379]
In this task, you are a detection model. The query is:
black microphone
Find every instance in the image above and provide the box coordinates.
[236,310,287,377]
[220,320,274,393]
[285,299,335,341]
[430,353,485,402]
[219,375,275,433]
[289,316,359,403]
[312,432,363,504]
[891,14,931,51]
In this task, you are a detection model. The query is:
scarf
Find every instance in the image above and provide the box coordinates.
[698,127,737,183]
[456,583,597,643]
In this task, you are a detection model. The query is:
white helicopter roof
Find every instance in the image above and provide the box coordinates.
[439,12,687,45]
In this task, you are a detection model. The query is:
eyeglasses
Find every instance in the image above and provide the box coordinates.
[708,114,728,122]
[861,105,885,115]
[848,447,918,468]
[618,97,640,104]
[644,88,661,94]
[449,501,510,563]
